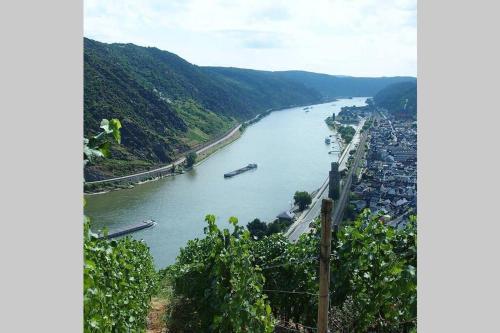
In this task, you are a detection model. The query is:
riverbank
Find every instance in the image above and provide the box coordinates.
[84,124,243,195]
[193,127,242,166]
[84,103,298,195]
[286,117,367,241]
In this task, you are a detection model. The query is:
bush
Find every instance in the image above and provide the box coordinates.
[247,218,293,239]
[247,218,268,240]
[267,219,293,235]
[167,215,274,333]
[83,220,158,332]
[330,211,417,332]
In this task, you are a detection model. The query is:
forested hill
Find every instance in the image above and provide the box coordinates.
[273,71,416,100]
[84,37,415,178]
[374,81,417,116]
[201,66,323,111]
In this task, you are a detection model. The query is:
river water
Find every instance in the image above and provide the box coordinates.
[84,97,367,268]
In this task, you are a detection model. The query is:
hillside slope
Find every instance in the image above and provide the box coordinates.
[374,81,417,116]
[84,38,416,179]
[202,66,323,112]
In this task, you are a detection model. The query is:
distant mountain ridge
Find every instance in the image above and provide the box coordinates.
[273,70,416,101]
[84,37,416,178]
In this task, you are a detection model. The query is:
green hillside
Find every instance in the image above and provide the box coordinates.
[84,38,416,179]
[374,81,417,116]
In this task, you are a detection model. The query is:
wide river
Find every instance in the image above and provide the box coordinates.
[85,97,367,268]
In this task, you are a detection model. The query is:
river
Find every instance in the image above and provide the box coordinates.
[84,97,368,268]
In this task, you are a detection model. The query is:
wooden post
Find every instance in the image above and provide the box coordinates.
[328,162,340,200]
[317,198,333,333]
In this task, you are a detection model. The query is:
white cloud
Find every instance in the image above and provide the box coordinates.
[84,0,417,77]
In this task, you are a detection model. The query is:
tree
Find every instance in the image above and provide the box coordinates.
[338,125,355,144]
[247,218,268,240]
[294,191,312,211]
[267,219,292,235]
[186,151,197,168]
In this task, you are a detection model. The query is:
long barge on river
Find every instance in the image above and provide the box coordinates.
[224,163,257,178]
[99,220,155,239]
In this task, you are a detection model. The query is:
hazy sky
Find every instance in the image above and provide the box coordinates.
[84,0,417,77]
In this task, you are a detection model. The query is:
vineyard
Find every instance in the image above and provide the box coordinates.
[83,218,158,332]
[163,210,417,332]
[83,209,416,332]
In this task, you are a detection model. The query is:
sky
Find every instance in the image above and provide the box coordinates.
[84,0,417,77]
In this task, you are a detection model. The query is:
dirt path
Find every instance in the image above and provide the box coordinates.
[146,297,168,333]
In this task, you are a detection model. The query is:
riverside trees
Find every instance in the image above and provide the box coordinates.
[186,151,197,168]
[337,125,356,144]
[247,218,294,240]
[294,191,312,210]
[247,218,268,239]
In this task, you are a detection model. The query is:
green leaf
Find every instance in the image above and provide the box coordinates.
[109,119,122,144]
[390,266,403,275]
[100,119,112,133]
[229,216,238,226]
[98,141,111,158]
[89,318,99,328]
[84,147,104,161]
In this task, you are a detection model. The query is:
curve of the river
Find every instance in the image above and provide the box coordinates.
[85,97,367,268]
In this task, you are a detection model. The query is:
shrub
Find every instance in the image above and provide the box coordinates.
[83,220,158,332]
[167,215,274,333]
[185,151,197,168]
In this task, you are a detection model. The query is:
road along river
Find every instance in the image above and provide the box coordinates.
[84,97,368,268]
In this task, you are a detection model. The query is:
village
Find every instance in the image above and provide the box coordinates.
[348,109,417,228]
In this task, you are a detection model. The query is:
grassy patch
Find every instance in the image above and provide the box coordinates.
[173,99,237,146]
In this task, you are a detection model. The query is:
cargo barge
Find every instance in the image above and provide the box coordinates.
[99,219,155,239]
[224,163,257,178]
